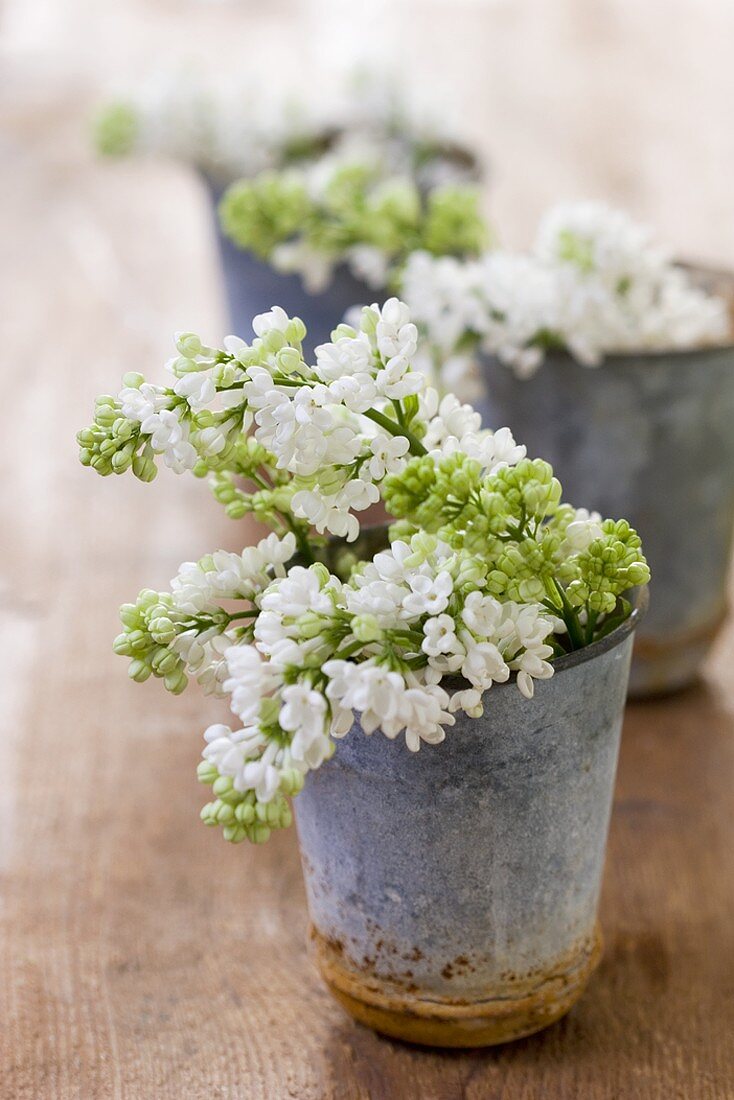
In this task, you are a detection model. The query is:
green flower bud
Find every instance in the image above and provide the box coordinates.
[149,616,176,644]
[212,775,234,797]
[175,332,203,357]
[296,610,327,640]
[285,317,306,344]
[259,696,280,727]
[225,499,248,519]
[352,614,383,643]
[132,454,157,482]
[128,659,151,683]
[235,800,256,826]
[112,633,132,656]
[93,102,138,157]
[280,769,304,797]
[212,799,234,824]
[163,668,188,695]
[248,823,271,844]
[197,761,219,786]
[331,323,357,341]
[122,372,145,388]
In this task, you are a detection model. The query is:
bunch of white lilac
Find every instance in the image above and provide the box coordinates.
[401,201,730,386]
[218,138,486,293]
[80,299,649,844]
[79,299,510,545]
[92,72,314,183]
[93,69,481,193]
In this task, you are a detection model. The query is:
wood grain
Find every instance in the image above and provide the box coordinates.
[2,10,734,1094]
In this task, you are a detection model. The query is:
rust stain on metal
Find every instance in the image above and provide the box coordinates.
[309,923,604,1048]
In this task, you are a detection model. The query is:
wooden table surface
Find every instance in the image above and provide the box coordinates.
[2,108,734,1100]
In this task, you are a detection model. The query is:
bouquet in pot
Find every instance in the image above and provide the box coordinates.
[400,200,730,395]
[93,72,487,294]
[78,299,649,844]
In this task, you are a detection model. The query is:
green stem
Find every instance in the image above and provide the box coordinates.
[364,408,427,457]
[283,514,316,564]
[248,471,270,491]
[552,579,585,650]
[332,639,365,661]
[585,608,599,646]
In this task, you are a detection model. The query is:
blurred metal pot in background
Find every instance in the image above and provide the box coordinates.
[204,179,378,353]
[479,268,734,695]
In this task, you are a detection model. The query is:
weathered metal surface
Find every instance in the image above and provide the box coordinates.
[204,179,380,353]
[479,316,734,695]
[294,602,643,1047]
[309,923,602,1047]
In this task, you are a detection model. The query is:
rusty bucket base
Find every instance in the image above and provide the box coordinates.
[310,924,603,1048]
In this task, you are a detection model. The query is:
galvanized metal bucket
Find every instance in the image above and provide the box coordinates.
[204,179,381,354]
[294,593,645,1047]
[478,278,734,696]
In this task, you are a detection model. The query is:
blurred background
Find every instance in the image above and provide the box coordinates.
[2,2,733,1093]
[5,0,734,274]
[5,0,734,577]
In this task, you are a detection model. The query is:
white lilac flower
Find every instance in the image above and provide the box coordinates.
[195,420,235,458]
[400,203,730,383]
[141,408,197,472]
[315,335,373,381]
[119,382,167,422]
[368,433,410,480]
[278,684,332,769]
[202,724,282,802]
[172,370,217,410]
[562,508,604,553]
[223,644,281,726]
[291,486,365,541]
[326,374,379,413]
[422,614,460,657]
[402,570,454,617]
[421,391,526,472]
[171,629,232,695]
[323,659,455,752]
[259,565,336,620]
[347,245,390,289]
[379,363,426,401]
[171,532,296,614]
[401,251,483,355]
[271,241,334,293]
[460,637,511,692]
[374,298,419,360]
[252,305,292,338]
[346,538,458,625]
[94,70,479,190]
[461,591,504,637]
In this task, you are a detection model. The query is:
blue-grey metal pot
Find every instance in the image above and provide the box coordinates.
[203,178,381,353]
[294,592,645,1047]
[478,293,734,696]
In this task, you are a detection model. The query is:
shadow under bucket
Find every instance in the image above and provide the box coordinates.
[203,178,382,354]
[294,592,645,1047]
[478,269,734,696]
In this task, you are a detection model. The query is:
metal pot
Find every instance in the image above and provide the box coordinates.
[478,269,734,695]
[294,592,645,1047]
[203,178,382,354]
